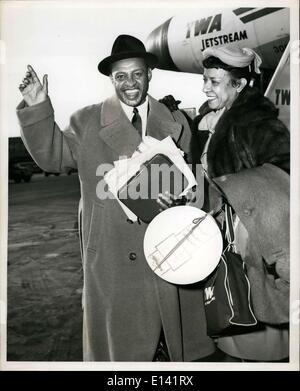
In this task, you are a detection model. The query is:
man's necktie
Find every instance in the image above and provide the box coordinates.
[131,107,142,137]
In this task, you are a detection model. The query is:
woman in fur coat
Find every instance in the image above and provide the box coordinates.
[194,47,290,362]
[160,46,290,362]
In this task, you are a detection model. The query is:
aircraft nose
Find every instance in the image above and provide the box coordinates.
[146,19,180,72]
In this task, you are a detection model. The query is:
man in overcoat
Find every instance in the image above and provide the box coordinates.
[17,35,215,361]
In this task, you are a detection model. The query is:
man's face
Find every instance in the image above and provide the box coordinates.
[110,57,152,107]
[202,68,239,110]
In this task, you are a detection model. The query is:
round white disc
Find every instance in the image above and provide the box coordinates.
[143,206,222,284]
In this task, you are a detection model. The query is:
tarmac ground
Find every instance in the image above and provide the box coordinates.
[7,173,83,361]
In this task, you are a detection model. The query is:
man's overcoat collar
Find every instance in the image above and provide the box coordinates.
[98,94,182,157]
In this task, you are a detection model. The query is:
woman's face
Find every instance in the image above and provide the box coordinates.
[202,67,239,110]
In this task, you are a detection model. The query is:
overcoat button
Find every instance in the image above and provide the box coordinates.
[127,218,134,224]
[243,209,252,216]
[129,252,137,261]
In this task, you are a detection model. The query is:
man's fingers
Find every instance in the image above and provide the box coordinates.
[158,195,171,205]
[167,192,176,201]
[25,71,33,81]
[156,198,168,210]
[157,192,175,208]
[27,64,40,83]
[162,191,177,203]
[157,191,187,211]
[185,190,196,203]
[22,78,30,85]
[19,83,30,92]
[42,74,48,94]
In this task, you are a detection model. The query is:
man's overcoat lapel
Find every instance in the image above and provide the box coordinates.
[98,94,182,158]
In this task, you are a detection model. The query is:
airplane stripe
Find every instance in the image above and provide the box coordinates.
[161,19,180,71]
[233,8,256,16]
[240,7,285,24]
[146,18,179,72]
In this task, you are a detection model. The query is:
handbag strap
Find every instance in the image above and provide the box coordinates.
[203,172,237,252]
[202,168,228,200]
[224,203,237,253]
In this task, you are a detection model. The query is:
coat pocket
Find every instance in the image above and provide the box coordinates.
[87,202,104,252]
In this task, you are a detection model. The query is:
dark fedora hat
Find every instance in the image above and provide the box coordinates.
[98,34,158,76]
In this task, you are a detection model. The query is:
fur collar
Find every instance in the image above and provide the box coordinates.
[191,86,289,178]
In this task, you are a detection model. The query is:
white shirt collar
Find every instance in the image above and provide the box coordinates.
[119,96,149,139]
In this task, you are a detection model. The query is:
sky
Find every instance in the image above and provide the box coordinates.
[0,0,210,138]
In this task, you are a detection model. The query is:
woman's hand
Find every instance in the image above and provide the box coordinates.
[159,95,181,112]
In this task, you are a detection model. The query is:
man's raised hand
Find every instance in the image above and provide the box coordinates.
[19,65,48,106]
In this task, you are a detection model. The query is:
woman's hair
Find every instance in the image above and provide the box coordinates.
[203,56,257,87]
